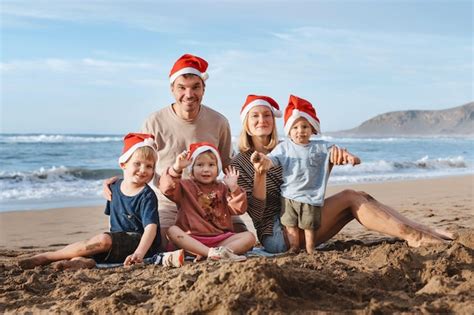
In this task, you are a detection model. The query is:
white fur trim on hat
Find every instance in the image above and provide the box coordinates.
[169,67,209,84]
[240,99,282,122]
[284,110,321,135]
[187,146,222,174]
[118,138,156,164]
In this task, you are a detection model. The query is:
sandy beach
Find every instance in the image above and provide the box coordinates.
[1,175,473,313]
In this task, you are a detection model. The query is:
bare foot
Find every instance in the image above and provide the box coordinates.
[406,231,447,248]
[432,228,456,240]
[18,255,51,270]
[52,257,95,270]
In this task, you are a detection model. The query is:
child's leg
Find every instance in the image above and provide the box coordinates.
[285,226,300,253]
[218,231,256,254]
[18,233,112,269]
[304,229,315,254]
[51,257,96,270]
[167,225,209,257]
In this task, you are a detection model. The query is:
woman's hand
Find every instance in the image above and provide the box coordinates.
[251,151,273,174]
[223,166,240,193]
[102,176,118,201]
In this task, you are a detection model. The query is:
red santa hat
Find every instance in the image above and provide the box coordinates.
[188,142,222,174]
[284,95,321,135]
[240,94,282,122]
[169,54,209,84]
[118,133,156,164]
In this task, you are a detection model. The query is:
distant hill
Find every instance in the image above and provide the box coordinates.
[332,102,474,137]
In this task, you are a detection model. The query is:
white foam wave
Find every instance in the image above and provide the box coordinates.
[318,136,474,143]
[331,156,469,177]
[0,166,76,182]
[329,169,473,184]
[0,179,103,201]
[0,166,119,182]
[0,134,122,143]
[415,155,467,169]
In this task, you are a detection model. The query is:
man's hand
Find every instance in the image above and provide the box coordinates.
[102,176,119,201]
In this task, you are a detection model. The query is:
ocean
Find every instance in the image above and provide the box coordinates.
[1,134,473,212]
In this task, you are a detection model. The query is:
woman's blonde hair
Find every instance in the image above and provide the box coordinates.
[238,115,279,153]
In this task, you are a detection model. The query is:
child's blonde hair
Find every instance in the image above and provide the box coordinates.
[126,146,157,164]
[191,150,217,170]
[238,115,279,153]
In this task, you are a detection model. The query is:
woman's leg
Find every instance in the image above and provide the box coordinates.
[218,231,256,254]
[166,225,210,257]
[314,189,449,247]
[365,198,455,240]
[18,233,112,269]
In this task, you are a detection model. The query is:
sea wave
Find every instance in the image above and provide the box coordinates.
[331,156,469,177]
[0,179,103,202]
[0,166,121,182]
[0,134,122,143]
[319,135,474,143]
[329,170,473,184]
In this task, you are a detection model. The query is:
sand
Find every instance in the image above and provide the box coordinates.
[0,175,473,313]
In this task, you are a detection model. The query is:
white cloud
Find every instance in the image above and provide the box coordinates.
[270,32,293,41]
[1,58,160,72]
[1,57,167,88]
[1,0,189,33]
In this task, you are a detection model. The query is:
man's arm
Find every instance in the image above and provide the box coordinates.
[219,120,233,169]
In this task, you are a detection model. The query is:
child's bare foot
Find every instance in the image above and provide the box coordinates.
[52,258,95,270]
[18,254,51,270]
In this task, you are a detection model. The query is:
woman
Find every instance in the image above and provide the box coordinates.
[231,94,454,253]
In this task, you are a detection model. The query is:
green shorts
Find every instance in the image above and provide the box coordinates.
[281,197,322,230]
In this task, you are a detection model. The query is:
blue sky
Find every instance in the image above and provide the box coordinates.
[1,0,472,135]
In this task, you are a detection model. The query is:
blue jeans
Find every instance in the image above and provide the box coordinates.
[261,215,289,254]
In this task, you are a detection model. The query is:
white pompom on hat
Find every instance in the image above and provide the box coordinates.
[118,133,156,164]
[187,142,222,174]
[239,94,282,122]
[284,95,321,135]
[169,54,209,84]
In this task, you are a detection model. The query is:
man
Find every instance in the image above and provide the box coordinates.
[105,54,246,249]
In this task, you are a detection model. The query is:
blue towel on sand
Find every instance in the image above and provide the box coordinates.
[95,247,282,269]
